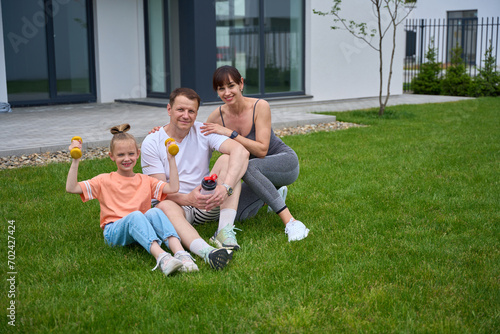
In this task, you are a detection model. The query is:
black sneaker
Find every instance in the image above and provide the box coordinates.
[200,247,233,270]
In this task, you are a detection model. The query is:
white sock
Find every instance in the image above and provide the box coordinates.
[218,208,237,232]
[189,238,212,257]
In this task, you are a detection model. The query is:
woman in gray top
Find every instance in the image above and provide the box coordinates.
[201,66,309,242]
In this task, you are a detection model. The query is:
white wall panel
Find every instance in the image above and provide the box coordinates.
[307,0,405,102]
[93,0,146,103]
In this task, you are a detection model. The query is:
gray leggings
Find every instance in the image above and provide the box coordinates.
[236,147,299,221]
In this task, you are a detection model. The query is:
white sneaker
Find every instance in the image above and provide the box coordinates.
[152,252,183,276]
[268,186,288,213]
[174,251,199,273]
[284,219,309,242]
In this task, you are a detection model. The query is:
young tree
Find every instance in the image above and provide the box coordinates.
[441,45,471,96]
[314,0,415,116]
[470,42,500,97]
[411,40,442,95]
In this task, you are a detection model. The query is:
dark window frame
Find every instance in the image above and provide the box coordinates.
[5,0,96,107]
[144,0,171,98]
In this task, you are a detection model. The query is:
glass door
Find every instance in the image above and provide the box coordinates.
[2,1,50,102]
[216,0,260,94]
[1,0,95,106]
[145,0,168,96]
[145,0,179,97]
[215,0,304,97]
[53,0,93,96]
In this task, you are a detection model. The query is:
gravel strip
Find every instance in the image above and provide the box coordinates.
[0,121,364,170]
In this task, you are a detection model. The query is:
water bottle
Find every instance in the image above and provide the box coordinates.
[201,174,218,195]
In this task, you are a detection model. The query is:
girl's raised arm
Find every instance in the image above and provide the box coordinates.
[161,143,179,194]
[66,140,83,194]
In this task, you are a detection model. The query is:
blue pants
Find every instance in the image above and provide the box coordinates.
[103,208,180,254]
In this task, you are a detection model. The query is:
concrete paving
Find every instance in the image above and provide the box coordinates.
[0,94,472,157]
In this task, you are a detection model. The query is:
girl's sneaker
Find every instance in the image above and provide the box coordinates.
[174,251,199,272]
[152,252,183,276]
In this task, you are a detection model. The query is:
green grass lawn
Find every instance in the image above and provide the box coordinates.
[1,97,499,333]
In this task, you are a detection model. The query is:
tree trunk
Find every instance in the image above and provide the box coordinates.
[375,1,385,116]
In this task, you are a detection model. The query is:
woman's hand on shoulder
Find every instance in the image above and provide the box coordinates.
[200,122,231,137]
[148,126,162,134]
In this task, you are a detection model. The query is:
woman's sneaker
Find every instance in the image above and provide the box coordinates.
[152,252,183,276]
[284,219,310,242]
[174,251,199,273]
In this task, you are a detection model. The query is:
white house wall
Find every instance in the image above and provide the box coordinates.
[409,0,500,20]
[93,0,146,103]
[307,0,405,102]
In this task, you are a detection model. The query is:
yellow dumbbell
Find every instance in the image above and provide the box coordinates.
[70,136,83,159]
[165,138,179,156]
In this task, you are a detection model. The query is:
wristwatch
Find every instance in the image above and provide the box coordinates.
[222,183,233,196]
[230,130,239,139]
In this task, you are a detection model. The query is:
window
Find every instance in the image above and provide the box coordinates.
[447,10,478,65]
[1,0,95,106]
[215,0,304,96]
[144,0,180,97]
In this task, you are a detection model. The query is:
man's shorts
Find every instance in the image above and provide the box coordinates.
[151,200,220,225]
[182,206,220,226]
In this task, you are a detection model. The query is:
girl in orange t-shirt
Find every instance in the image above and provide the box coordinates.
[66,123,197,276]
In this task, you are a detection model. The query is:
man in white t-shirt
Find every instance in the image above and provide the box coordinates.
[141,88,249,270]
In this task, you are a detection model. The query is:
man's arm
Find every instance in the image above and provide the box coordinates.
[149,170,203,208]
[160,187,202,207]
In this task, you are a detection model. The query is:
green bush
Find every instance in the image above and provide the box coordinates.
[411,42,442,94]
[409,42,499,98]
[469,43,500,97]
[441,45,472,96]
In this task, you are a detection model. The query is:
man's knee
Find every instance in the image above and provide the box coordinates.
[211,154,230,173]
[216,154,230,165]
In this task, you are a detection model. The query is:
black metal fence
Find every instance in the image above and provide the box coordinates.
[404,17,500,92]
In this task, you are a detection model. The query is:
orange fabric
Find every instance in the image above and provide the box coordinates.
[79,172,167,229]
